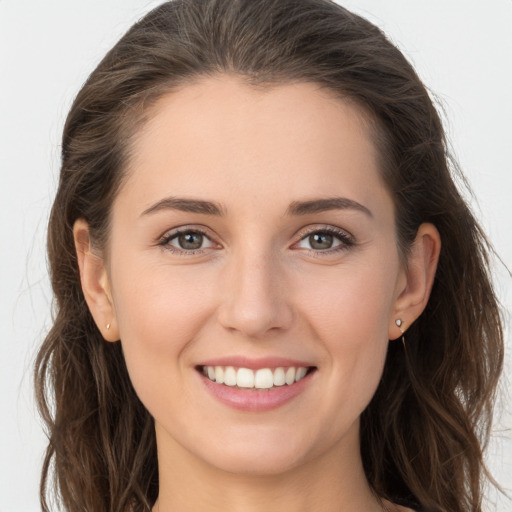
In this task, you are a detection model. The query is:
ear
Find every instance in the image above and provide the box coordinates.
[389,222,441,340]
[73,219,119,342]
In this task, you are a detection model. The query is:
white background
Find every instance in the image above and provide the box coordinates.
[1,1,511,510]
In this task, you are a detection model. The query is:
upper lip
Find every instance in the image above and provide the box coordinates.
[197,356,316,370]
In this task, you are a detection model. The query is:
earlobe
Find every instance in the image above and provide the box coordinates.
[73,219,119,342]
[389,223,441,340]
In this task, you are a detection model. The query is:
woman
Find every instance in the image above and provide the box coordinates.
[34,0,504,511]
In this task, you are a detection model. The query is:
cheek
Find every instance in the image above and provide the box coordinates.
[112,254,217,339]
[294,257,398,411]
[298,257,397,340]
[109,257,218,399]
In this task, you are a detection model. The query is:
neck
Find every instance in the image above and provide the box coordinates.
[153,423,384,512]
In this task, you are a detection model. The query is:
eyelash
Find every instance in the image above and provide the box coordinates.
[158,227,215,256]
[157,225,355,256]
[294,226,355,256]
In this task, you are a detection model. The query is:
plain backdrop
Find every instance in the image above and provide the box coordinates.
[1,1,511,511]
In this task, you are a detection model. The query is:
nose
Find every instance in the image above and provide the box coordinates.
[217,249,293,338]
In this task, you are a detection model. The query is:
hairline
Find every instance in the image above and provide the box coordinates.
[97,72,403,265]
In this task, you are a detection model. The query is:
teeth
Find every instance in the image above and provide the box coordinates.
[254,368,274,389]
[295,367,307,382]
[224,366,237,386]
[273,367,286,386]
[215,366,224,384]
[202,365,310,389]
[285,367,296,385]
[237,368,254,388]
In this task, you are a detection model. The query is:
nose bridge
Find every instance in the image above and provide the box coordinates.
[218,241,292,337]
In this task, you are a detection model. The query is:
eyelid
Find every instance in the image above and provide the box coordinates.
[155,223,355,256]
[157,225,221,253]
[292,224,355,252]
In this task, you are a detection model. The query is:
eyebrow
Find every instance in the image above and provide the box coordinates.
[140,195,372,218]
[285,197,373,218]
[141,197,225,217]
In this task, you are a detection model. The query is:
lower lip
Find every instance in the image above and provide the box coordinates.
[199,370,315,412]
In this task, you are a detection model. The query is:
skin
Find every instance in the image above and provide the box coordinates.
[74,75,440,512]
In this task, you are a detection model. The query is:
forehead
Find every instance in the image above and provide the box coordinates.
[121,75,391,217]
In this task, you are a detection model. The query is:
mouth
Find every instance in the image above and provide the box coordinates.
[196,365,317,391]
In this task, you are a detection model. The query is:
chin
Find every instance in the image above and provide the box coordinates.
[195,427,318,476]
[207,449,306,477]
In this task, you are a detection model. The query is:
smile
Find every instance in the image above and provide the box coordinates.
[200,365,311,390]
[197,363,317,411]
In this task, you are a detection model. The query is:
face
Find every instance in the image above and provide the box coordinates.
[102,76,408,475]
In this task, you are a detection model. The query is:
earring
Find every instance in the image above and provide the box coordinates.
[395,319,405,347]
[106,323,111,330]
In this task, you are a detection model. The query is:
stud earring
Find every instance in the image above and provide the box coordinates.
[395,318,405,347]
[106,323,111,330]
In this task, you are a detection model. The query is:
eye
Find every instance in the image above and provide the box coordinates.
[160,228,217,253]
[306,232,338,250]
[175,231,206,250]
[294,227,354,252]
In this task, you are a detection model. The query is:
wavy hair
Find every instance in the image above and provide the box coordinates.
[35,1,504,511]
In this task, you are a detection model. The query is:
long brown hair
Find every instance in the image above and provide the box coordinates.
[35,1,504,511]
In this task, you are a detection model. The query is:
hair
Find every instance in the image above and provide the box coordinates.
[35,1,504,511]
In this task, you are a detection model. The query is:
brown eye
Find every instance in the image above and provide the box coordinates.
[308,232,334,250]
